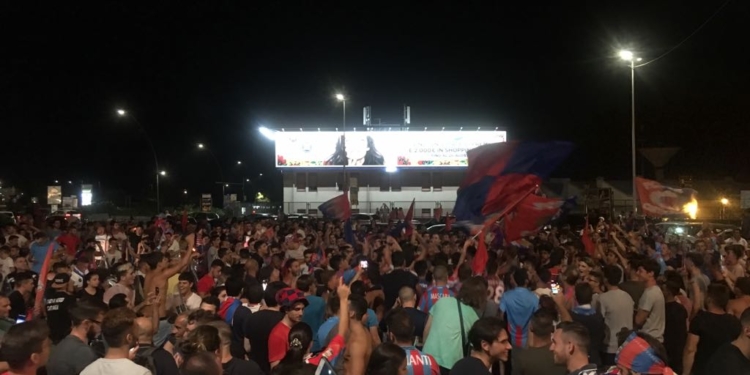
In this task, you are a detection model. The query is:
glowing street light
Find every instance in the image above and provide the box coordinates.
[159,170,167,176]
[335,93,345,101]
[619,50,633,61]
[258,127,275,141]
[183,189,188,195]
[116,109,126,116]
[237,161,242,165]
[721,198,729,206]
[197,143,204,149]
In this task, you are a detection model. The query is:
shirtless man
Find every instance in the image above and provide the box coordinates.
[342,294,373,375]
[142,249,196,347]
[728,277,750,318]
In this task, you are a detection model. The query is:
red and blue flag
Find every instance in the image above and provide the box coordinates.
[318,193,351,220]
[454,141,573,222]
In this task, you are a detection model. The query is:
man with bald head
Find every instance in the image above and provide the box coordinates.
[381,286,429,346]
[132,316,180,375]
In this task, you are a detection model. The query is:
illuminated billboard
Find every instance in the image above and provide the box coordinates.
[275,130,507,168]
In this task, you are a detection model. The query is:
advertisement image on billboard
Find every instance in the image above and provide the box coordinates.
[275,130,507,168]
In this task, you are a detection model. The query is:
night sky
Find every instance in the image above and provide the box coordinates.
[3,1,747,206]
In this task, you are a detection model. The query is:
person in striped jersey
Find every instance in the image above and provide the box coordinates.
[386,308,440,375]
[418,265,454,312]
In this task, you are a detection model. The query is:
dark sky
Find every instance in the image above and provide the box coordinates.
[3,1,748,206]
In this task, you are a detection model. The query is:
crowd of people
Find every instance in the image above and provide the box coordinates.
[0,211,749,375]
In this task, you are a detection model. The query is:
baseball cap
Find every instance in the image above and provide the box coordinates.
[52,273,70,287]
[275,288,308,309]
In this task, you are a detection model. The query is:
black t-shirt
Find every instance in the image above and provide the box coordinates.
[46,290,76,343]
[223,357,264,375]
[450,356,489,373]
[8,290,26,319]
[134,344,181,375]
[243,309,284,374]
[230,305,253,359]
[380,307,428,342]
[382,269,419,311]
[570,310,604,367]
[689,310,742,375]
[663,301,688,374]
[76,288,104,305]
[706,342,750,374]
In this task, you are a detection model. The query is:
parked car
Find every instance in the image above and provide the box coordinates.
[48,210,82,221]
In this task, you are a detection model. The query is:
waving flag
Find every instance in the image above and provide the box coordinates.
[635,177,697,217]
[318,193,351,220]
[404,199,415,236]
[454,141,573,222]
[504,194,566,241]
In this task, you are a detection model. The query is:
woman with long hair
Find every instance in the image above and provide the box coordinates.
[77,270,104,304]
[423,275,487,373]
[365,342,408,375]
[178,324,222,369]
[326,134,385,166]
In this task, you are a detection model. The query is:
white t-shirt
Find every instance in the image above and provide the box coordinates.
[170,292,202,311]
[600,289,635,353]
[5,234,28,247]
[726,237,749,250]
[81,358,151,375]
[286,245,306,260]
[0,257,13,278]
[637,285,666,342]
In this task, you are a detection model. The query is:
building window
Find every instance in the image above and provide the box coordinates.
[391,173,402,192]
[433,172,443,191]
[421,172,431,192]
[295,173,306,192]
[308,173,318,192]
[380,173,389,192]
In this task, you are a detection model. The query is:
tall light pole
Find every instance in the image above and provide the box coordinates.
[336,93,347,191]
[619,51,642,214]
[197,143,227,203]
[117,109,163,212]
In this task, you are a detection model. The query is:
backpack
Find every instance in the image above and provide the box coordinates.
[133,345,159,375]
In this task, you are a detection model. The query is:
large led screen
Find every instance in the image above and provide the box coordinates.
[274,130,507,168]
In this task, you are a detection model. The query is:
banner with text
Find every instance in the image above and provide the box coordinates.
[275,130,507,168]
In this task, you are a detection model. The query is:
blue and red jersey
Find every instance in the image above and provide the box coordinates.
[419,285,454,312]
[402,346,440,375]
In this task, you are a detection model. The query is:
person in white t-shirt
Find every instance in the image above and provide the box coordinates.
[725,229,749,250]
[81,307,151,375]
[0,246,14,279]
[170,272,202,312]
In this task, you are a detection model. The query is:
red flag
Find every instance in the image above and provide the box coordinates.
[635,177,697,217]
[582,217,596,256]
[471,221,493,275]
[404,199,415,236]
[30,243,56,320]
[504,193,565,241]
[482,174,541,216]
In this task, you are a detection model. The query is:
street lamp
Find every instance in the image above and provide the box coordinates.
[183,189,188,195]
[237,161,242,165]
[197,143,226,201]
[619,50,639,214]
[336,93,348,190]
[721,197,729,219]
[160,170,166,176]
[117,108,162,212]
